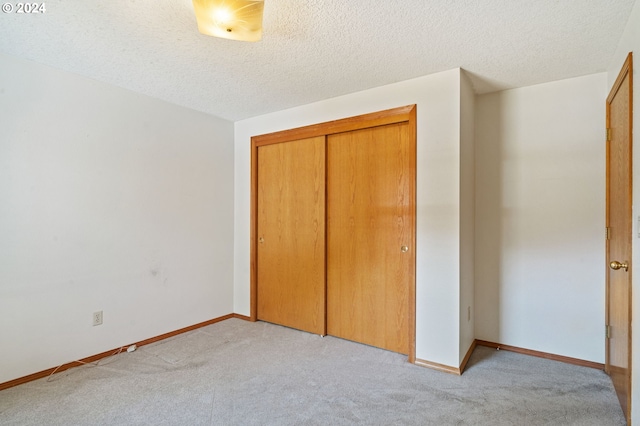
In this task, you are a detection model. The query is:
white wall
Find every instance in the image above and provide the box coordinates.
[459,71,475,363]
[475,73,607,362]
[234,69,467,367]
[0,53,235,384]
[608,0,639,422]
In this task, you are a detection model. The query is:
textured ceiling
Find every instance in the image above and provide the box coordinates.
[0,0,636,121]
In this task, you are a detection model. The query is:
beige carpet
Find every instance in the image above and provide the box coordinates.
[0,318,626,425]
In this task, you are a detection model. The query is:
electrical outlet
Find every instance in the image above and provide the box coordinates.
[467,306,471,322]
[93,311,103,326]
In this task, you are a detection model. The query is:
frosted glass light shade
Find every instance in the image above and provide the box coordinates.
[192,0,264,42]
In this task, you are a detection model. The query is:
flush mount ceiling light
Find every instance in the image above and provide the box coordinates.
[192,0,265,42]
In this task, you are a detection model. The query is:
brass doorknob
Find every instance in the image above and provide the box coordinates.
[610,260,629,271]
[259,237,264,244]
[401,245,409,253]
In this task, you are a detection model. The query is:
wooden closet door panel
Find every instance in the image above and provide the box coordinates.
[327,122,414,354]
[256,136,326,335]
[605,53,632,422]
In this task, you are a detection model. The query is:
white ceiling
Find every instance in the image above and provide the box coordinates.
[0,0,636,121]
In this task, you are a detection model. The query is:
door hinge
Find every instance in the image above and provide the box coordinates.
[606,226,611,240]
[606,325,611,339]
[607,128,612,141]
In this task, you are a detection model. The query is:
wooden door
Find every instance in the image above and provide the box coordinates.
[606,52,632,424]
[256,136,326,335]
[326,122,415,354]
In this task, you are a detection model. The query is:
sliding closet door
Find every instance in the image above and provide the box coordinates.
[327,122,414,354]
[256,136,326,335]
